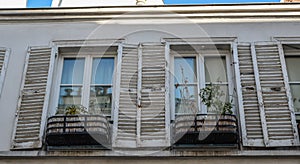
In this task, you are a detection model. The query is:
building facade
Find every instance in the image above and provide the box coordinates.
[0,3,300,163]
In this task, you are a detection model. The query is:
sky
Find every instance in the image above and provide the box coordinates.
[164,0,280,4]
[27,0,281,8]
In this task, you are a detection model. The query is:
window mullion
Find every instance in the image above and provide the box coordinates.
[198,54,206,114]
[82,56,92,110]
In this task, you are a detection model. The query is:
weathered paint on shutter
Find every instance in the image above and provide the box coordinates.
[114,44,139,148]
[255,42,299,147]
[11,47,54,149]
[139,43,170,147]
[0,48,10,98]
[234,43,265,147]
[234,42,299,147]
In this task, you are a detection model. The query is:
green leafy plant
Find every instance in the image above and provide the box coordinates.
[56,105,88,115]
[199,83,233,115]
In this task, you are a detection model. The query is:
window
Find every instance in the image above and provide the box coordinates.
[283,44,300,115]
[57,47,116,116]
[171,44,232,115]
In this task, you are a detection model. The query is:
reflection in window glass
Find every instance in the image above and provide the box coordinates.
[174,57,198,114]
[174,57,197,84]
[175,86,197,114]
[290,85,300,112]
[58,86,82,108]
[89,58,115,115]
[58,58,85,110]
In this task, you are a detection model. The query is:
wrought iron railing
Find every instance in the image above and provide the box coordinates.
[45,115,111,149]
[173,114,238,146]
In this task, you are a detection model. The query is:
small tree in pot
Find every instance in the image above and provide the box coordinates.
[199,83,235,132]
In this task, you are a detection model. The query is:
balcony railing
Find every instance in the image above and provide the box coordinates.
[45,115,111,149]
[173,114,238,147]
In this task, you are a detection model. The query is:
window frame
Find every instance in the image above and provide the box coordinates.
[273,37,300,118]
[282,44,300,116]
[56,54,117,115]
[169,45,234,119]
[49,39,124,117]
[0,47,10,99]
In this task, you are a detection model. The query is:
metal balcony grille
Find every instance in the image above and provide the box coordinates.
[173,114,238,146]
[45,115,111,149]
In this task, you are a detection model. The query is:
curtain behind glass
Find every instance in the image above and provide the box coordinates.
[61,58,85,84]
[91,58,114,84]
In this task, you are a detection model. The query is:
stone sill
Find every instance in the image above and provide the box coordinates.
[0,150,300,158]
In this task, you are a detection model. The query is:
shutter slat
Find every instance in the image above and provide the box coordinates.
[11,47,53,150]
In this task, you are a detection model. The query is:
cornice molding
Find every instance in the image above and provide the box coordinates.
[1,3,300,23]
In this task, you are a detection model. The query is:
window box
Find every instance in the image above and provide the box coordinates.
[45,115,111,149]
[173,114,238,146]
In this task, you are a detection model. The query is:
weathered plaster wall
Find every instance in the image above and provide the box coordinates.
[0,21,300,151]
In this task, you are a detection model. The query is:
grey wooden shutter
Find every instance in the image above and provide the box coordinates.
[0,48,10,97]
[114,43,170,148]
[114,44,139,148]
[139,43,170,147]
[234,42,299,147]
[11,47,55,149]
[234,43,265,146]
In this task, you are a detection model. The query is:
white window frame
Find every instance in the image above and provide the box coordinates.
[56,54,116,114]
[163,38,236,121]
[48,39,123,118]
[170,49,233,117]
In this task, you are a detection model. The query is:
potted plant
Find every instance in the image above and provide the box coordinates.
[199,83,236,132]
[55,104,88,115]
[199,83,233,115]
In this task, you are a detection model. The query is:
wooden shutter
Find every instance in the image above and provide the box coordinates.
[114,43,170,148]
[139,43,170,147]
[11,47,55,149]
[234,42,299,147]
[114,44,139,148]
[0,48,10,97]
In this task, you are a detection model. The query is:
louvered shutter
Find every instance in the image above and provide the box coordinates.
[11,47,55,149]
[0,48,10,97]
[114,44,139,148]
[114,43,170,148]
[234,42,299,147]
[139,43,170,147]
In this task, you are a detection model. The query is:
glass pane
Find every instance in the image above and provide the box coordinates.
[61,58,85,84]
[174,57,197,84]
[205,56,227,83]
[91,58,114,84]
[290,84,300,113]
[175,86,198,114]
[204,84,229,113]
[286,57,300,81]
[58,86,82,109]
[89,86,113,115]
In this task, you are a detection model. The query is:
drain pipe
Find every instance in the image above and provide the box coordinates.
[136,0,146,5]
